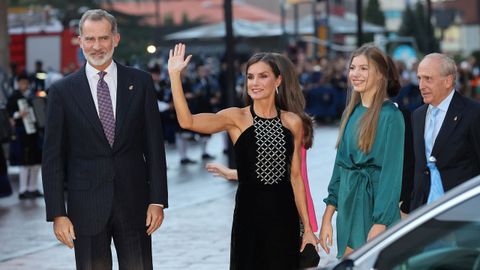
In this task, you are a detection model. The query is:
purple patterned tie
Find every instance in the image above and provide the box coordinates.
[97,71,115,147]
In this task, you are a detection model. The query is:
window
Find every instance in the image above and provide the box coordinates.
[374,195,480,270]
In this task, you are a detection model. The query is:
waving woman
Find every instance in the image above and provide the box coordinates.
[168,44,318,269]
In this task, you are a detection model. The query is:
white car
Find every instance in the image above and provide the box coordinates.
[321,175,480,270]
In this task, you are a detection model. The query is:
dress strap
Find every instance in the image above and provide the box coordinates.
[249,103,281,120]
[249,104,256,118]
[276,107,281,119]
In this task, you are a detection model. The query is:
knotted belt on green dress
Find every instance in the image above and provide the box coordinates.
[335,155,380,256]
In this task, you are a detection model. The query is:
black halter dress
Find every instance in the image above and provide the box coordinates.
[230,105,300,269]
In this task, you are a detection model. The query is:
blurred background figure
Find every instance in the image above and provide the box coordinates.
[44,67,63,90]
[30,60,47,94]
[7,72,43,200]
[192,62,221,160]
[0,67,13,199]
[175,68,199,165]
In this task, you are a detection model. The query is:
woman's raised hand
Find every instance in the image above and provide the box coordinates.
[168,43,192,75]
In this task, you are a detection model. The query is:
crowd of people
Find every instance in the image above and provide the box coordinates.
[1,7,480,270]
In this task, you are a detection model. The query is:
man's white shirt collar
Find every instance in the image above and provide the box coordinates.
[85,61,117,80]
[428,89,455,113]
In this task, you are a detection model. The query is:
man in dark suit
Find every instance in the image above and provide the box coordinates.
[411,53,480,211]
[42,9,168,269]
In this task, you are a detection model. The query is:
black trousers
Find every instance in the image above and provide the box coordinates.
[73,203,152,270]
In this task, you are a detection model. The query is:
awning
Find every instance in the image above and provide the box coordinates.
[165,15,385,41]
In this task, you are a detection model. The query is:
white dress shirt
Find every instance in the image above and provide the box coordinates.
[85,61,117,118]
[424,89,455,145]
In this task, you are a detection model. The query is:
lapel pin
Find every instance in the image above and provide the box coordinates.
[454,116,458,121]
[128,85,133,90]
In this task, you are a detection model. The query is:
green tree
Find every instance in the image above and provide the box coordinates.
[414,1,428,52]
[364,0,385,27]
[362,0,385,43]
[163,12,174,26]
[398,4,416,36]
[399,2,439,54]
[182,12,190,25]
[416,1,438,53]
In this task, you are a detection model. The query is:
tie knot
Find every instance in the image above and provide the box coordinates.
[98,71,107,80]
[431,107,439,117]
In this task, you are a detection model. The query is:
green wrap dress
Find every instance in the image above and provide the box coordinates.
[324,102,404,257]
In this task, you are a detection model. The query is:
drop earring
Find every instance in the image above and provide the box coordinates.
[275,86,279,95]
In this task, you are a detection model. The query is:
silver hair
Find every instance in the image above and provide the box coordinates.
[424,53,457,82]
[79,9,118,36]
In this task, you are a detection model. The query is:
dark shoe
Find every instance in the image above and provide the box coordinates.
[187,135,197,142]
[18,192,31,200]
[201,153,215,160]
[30,190,44,198]
[180,158,197,165]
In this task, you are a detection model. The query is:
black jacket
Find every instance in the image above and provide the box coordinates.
[42,63,168,235]
[411,91,480,211]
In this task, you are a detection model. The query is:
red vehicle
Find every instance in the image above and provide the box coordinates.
[8,8,81,74]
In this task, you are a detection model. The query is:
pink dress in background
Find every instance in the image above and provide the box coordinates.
[301,146,318,232]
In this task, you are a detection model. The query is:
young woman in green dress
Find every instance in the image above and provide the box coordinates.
[319,45,405,258]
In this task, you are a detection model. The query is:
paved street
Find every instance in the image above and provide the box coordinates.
[0,125,340,269]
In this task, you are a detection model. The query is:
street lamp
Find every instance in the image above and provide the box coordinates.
[146,45,157,54]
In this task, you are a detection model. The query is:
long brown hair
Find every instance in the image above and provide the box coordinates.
[273,53,314,149]
[385,55,401,98]
[244,53,314,149]
[336,45,389,153]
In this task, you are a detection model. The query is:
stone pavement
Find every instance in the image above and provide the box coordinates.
[0,126,341,269]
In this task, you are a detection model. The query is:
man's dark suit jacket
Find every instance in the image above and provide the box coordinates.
[411,91,480,211]
[42,62,168,236]
[399,108,415,213]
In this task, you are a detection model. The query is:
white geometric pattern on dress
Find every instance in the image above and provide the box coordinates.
[254,116,286,185]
